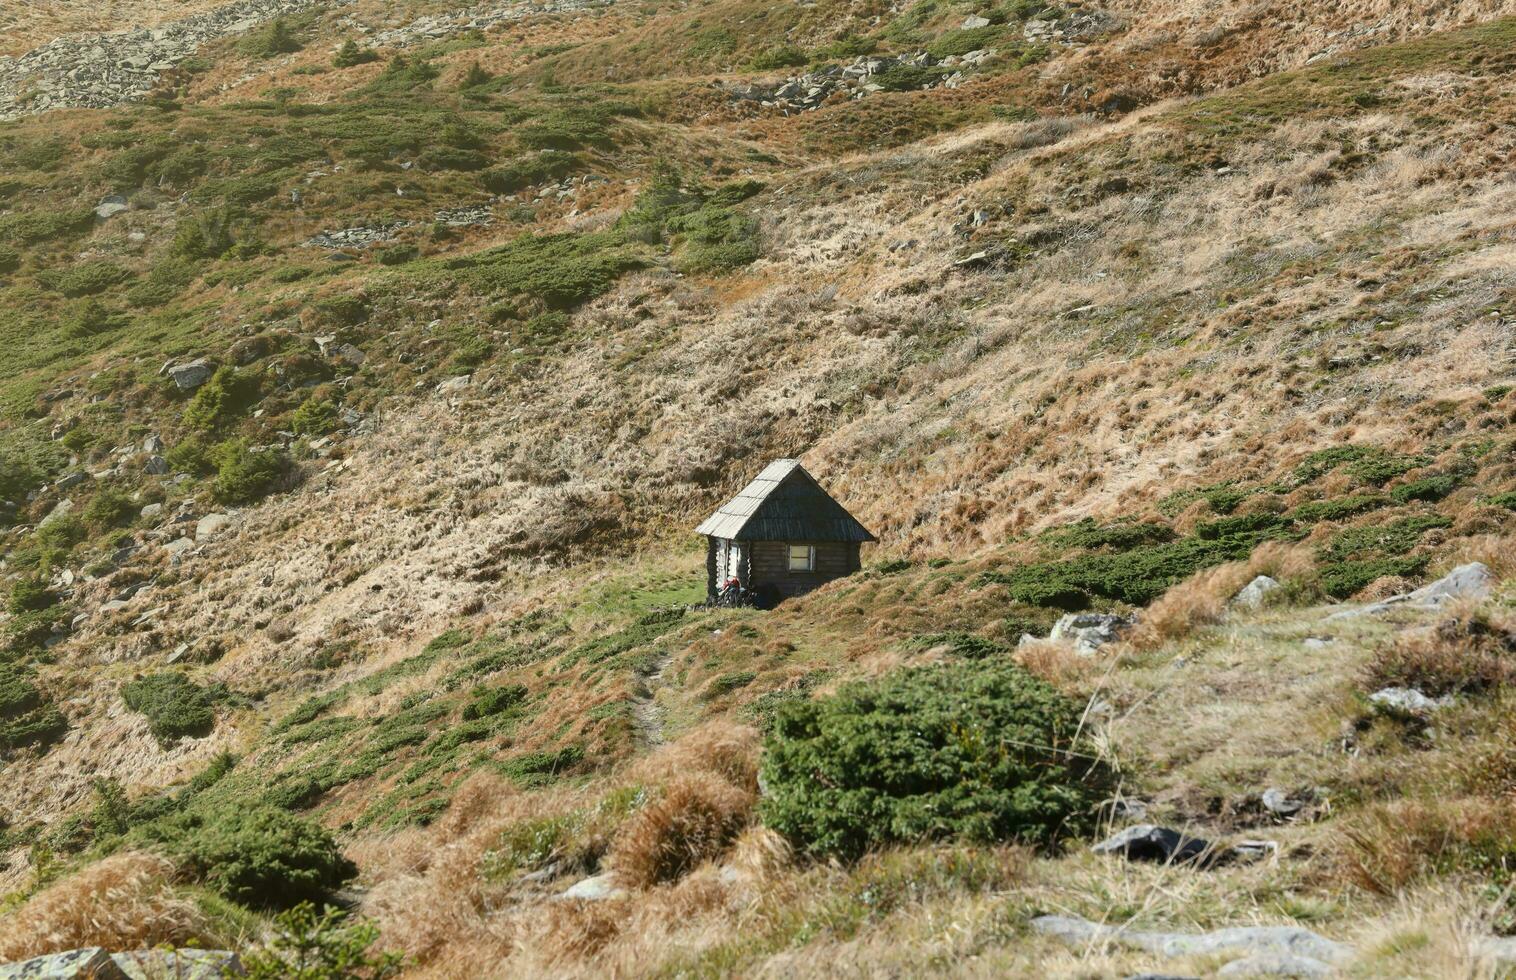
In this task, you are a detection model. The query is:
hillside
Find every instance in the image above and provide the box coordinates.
[1,0,1514,975]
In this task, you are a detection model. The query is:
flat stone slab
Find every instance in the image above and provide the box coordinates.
[1216,953,1332,977]
[1032,915,1351,965]
[113,949,241,979]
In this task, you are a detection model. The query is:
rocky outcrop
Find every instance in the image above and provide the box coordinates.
[0,0,354,120]
[1328,562,1493,619]
[347,0,613,49]
[1048,612,1134,653]
[304,205,495,250]
[719,51,996,114]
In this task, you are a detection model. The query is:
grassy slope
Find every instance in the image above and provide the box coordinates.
[0,0,1515,974]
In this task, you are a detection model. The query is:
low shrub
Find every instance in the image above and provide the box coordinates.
[183,367,261,434]
[0,703,68,751]
[0,243,20,274]
[746,45,809,70]
[481,151,580,193]
[496,745,583,787]
[906,631,1006,658]
[1041,518,1173,550]
[7,575,57,614]
[164,805,357,907]
[291,397,339,437]
[927,25,1008,59]
[310,294,369,327]
[171,210,238,260]
[212,441,289,505]
[1288,495,1389,523]
[0,663,42,718]
[241,903,401,979]
[418,146,489,172]
[517,108,612,151]
[1295,445,1427,486]
[333,39,379,68]
[1390,474,1460,504]
[36,261,132,298]
[0,208,94,246]
[436,231,644,310]
[375,244,418,266]
[121,673,215,746]
[1319,557,1428,599]
[242,18,302,58]
[986,522,1286,609]
[1317,514,1452,598]
[461,683,527,720]
[667,205,760,274]
[759,661,1114,860]
[82,488,135,532]
[701,670,757,700]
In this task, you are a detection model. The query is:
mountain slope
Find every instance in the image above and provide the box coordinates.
[1,0,1514,975]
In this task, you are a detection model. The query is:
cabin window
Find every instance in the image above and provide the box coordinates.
[788,544,815,572]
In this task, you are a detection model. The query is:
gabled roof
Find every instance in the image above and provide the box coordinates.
[696,459,876,543]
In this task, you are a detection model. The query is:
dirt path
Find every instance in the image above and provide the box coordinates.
[631,651,672,746]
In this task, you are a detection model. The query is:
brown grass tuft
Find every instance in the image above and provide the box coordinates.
[1127,541,1318,651]
[1014,639,1106,691]
[1361,611,1516,697]
[0,852,213,960]
[1337,798,1516,896]
[728,825,795,882]
[607,773,755,889]
[630,719,760,792]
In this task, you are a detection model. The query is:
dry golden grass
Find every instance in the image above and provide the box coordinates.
[0,853,212,960]
[1336,797,1516,897]
[1125,541,1317,651]
[606,773,755,888]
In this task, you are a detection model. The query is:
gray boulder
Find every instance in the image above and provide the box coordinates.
[0,947,129,979]
[167,359,214,391]
[559,871,626,901]
[163,537,195,558]
[436,374,471,396]
[1329,562,1494,619]
[39,499,74,527]
[1093,824,1214,865]
[1261,787,1303,817]
[1477,935,1516,966]
[195,513,232,541]
[961,14,992,28]
[1050,612,1134,653]
[1216,954,1332,977]
[94,195,130,221]
[1368,686,1453,716]
[142,455,169,475]
[1233,575,1280,609]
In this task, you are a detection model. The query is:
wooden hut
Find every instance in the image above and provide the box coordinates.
[696,459,876,602]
